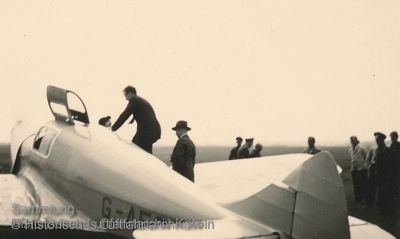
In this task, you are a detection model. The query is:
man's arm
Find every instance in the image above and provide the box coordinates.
[111,103,133,131]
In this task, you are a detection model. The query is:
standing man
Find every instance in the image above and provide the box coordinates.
[237,138,254,159]
[366,143,378,207]
[250,143,263,158]
[348,136,368,204]
[370,132,395,215]
[303,136,321,155]
[171,121,196,182]
[111,86,161,154]
[389,131,400,199]
[229,137,242,160]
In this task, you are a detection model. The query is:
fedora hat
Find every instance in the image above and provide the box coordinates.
[172,120,191,131]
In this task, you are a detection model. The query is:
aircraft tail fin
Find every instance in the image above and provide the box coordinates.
[227,151,350,239]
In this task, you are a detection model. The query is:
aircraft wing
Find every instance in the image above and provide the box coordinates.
[0,174,37,225]
[349,216,395,239]
[194,153,312,204]
[0,171,91,226]
[135,152,352,239]
[192,152,394,239]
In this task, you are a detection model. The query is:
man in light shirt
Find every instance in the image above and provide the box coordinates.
[348,136,368,204]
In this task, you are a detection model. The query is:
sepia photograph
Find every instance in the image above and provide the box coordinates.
[1,0,399,238]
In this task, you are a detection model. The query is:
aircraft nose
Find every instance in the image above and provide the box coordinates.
[10,119,41,168]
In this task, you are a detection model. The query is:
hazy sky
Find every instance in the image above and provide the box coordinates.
[1,0,400,146]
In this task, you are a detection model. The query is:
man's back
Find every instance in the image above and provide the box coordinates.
[129,96,158,125]
[112,95,161,141]
[375,146,394,178]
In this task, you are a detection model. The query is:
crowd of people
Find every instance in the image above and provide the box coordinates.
[347,132,400,215]
[228,137,263,160]
[98,85,195,182]
[98,85,399,215]
[301,133,399,216]
[227,133,399,216]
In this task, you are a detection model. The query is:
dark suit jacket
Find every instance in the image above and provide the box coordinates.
[376,146,395,180]
[390,142,400,182]
[250,150,261,158]
[171,135,196,182]
[229,146,240,160]
[112,95,161,143]
[237,146,250,159]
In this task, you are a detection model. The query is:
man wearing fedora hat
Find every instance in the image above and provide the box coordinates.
[170,121,196,182]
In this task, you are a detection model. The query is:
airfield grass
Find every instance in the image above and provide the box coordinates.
[0,144,399,238]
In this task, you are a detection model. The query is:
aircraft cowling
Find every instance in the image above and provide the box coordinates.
[10,120,41,173]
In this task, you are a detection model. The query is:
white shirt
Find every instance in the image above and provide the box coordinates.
[179,133,188,139]
[348,144,368,171]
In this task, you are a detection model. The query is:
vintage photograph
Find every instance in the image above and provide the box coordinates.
[1,0,399,238]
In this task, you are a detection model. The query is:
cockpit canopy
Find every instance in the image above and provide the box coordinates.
[47,85,89,125]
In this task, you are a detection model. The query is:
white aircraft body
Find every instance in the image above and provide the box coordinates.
[0,86,395,239]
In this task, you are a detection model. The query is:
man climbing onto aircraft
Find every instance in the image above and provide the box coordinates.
[171,121,196,182]
[229,137,242,160]
[303,136,321,154]
[112,86,161,154]
[237,138,254,159]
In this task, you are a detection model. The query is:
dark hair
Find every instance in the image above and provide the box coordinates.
[99,116,111,126]
[123,86,137,95]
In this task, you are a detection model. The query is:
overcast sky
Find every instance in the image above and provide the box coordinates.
[1,0,400,146]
